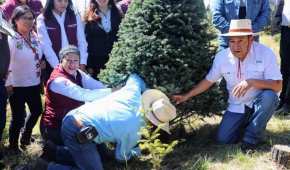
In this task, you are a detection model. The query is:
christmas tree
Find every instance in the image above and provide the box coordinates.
[99,0,226,119]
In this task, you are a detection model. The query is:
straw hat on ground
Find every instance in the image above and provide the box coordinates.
[142,89,177,134]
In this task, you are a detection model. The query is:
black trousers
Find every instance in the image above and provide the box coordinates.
[8,84,42,147]
[279,26,290,106]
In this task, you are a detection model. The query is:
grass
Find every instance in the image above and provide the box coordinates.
[1,34,289,170]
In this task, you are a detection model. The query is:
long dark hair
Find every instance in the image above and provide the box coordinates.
[10,5,35,31]
[84,0,119,22]
[43,0,74,20]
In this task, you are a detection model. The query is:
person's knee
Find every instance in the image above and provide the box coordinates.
[259,90,278,105]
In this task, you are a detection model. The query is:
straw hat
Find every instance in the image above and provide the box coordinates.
[142,89,177,134]
[220,19,259,37]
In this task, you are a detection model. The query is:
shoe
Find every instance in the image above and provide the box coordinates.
[275,101,284,111]
[15,158,48,170]
[40,140,56,161]
[8,145,22,155]
[240,142,257,154]
[275,104,290,115]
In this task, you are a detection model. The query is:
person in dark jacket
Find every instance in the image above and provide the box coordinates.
[84,0,122,78]
[0,11,10,160]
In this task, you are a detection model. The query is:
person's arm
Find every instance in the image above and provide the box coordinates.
[172,79,215,104]
[0,33,10,80]
[211,0,230,33]
[49,77,112,102]
[173,54,222,104]
[252,0,271,32]
[248,48,283,92]
[79,70,106,89]
[5,36,15,87]
[247,79,282,92]
[75,13,88,68]
[36,15,59,68]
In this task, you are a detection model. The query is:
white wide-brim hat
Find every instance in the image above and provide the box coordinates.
[142,89,177,134]
[220,19,260,37]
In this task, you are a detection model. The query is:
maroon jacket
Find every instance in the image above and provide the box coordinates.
[44,12,78,59]
[42,65,84,129]
[0,0,43,20]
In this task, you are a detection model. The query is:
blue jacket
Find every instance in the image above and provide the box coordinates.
[211,0,270,49]
[67,74,146,161]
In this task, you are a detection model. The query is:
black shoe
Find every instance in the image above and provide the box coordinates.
[8,145,22,155]
[275,104,290,115]
[275,101,284,111]
[40,140,56,161]
[240,142,257,154]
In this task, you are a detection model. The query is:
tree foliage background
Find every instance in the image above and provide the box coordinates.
[99,0,227,118]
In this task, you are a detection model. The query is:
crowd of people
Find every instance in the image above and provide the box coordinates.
[0,0,289,169]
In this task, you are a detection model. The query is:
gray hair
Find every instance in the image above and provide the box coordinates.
[59,45,80,61]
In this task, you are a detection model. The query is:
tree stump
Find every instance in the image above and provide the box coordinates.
[271,144,290,168]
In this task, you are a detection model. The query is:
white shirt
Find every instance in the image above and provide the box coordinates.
[99,9,112,33]
[282,0,290,26]
[36,10,88,68]
[6,32,43,87]
[50,69,112,102]
[206,42,282,113]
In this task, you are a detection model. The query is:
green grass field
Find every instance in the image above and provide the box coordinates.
[1,34,290,170]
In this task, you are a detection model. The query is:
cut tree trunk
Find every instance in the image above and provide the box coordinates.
[271,144,290,168]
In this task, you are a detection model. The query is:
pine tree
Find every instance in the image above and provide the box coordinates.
[99,0,226,118]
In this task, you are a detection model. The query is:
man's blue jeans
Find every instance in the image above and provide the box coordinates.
[47,115,103,170]
[217,90,278,145]
[0,80,7,142]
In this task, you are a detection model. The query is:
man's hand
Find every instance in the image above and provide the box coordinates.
[232,80,251,98]
[79,64,87,73]
[6,85,13,97]
[171,94,189,105]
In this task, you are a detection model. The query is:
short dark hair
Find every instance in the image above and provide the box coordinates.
[59,45,80,61]
[10,5,35,30]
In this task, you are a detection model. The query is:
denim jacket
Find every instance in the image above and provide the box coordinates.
[211,0,270,49]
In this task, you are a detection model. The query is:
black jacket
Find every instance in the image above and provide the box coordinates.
[85,6,122,69]
[0,33,10,80]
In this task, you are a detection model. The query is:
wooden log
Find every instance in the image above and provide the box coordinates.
[271,144,290,168]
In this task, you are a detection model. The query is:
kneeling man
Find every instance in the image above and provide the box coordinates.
[173,19,282,152]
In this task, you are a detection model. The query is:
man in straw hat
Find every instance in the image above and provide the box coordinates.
[211,0,270,50]
[37,74,176,170]
[173,19,282,153]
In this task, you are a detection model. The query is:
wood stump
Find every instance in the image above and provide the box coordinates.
[271,145,290,168]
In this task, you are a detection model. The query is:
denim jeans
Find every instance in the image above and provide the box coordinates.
[40,124,75,166]
[47,115,103,170]
[0,80,7,142]
[217,90,278,145]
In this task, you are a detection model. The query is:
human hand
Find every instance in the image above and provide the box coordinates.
[79,64,87,73]
[232,80,251,98]
[6,85,13,97]
[171,94,189,105]
[40,60,46,69]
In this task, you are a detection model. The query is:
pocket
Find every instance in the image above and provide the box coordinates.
[247,67,264,79]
